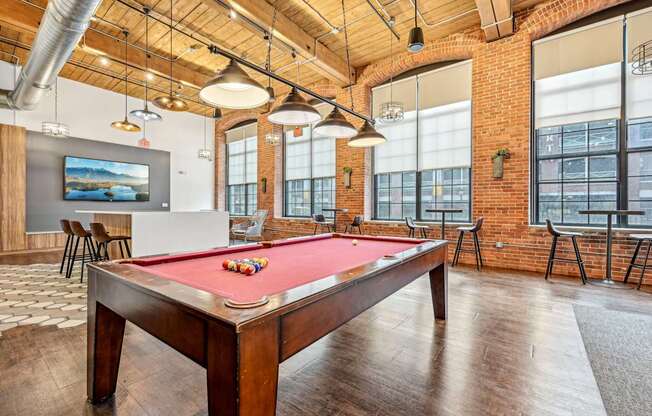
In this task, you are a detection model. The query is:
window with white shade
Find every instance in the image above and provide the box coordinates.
[373,61,472,222]
[284,104,336,217]
[226,122,257,216]
[533,8,652,227]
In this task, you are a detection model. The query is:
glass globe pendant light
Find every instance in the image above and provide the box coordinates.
[379,24,404,123]
[130,8,162,122]
[42,78,69,138]
[111,30,141,133]
[153,0,189,112]
[198,113,212,160]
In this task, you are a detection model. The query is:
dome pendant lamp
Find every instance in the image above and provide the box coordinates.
[348,120,387,147]
[111,30,141,133]
[407,0,424,53]
[313,106,357,138]
[268,87,321,125]
[199,59,270,109]
[153,0,189,112]
[130,8,162,122]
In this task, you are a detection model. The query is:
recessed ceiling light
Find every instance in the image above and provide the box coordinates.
[99,56,110,66]
[229,9,237,19]
[145,72,155,81]
[331,27,340,35]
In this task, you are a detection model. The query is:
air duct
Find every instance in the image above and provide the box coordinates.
[0,0,102,110]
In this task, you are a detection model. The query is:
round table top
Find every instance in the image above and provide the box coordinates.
[578,210,645,216]
[321,208,349,212]
[425,208,464,213]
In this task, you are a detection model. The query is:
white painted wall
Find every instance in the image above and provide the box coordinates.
[0,61,214,211]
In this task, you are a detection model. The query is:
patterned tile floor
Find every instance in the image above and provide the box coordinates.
[0,263,87,336]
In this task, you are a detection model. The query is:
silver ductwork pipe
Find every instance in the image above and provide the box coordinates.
[0,0,102,110]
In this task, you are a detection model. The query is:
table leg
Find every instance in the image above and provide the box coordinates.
[332,211,337,233]
[441,213,446,240]
[207,319,280,416]
[429,262,448,320]
[589,213,632,289]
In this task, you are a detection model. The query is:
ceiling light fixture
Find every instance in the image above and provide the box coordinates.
[632,40,652,75]
[268,61,320,125]
[379,20,404,123]
[199,58,270,109]
[42,77,69,138]
[154,0,189,112]
[212,107,222,120]
[265,9,278,106]
[111,30,141,133]
[130,8,162,122]
[138,120,151,148]
[407,0,424,53]
[99,56,110,66]
[198,113,212,160]
[314,106,357,138]
[229,9,237,19]
[265,131,281,145]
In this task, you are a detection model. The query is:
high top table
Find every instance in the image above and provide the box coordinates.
[425,208,464,240]
[578,209,644,288]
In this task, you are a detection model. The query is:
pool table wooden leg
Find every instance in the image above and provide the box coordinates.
[87,299,126,404]
[429,262,448,320]
[206,318,280,416]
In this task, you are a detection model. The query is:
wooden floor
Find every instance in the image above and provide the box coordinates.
[1,264,651,416]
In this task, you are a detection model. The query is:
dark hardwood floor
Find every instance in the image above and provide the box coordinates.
[1,265,651,416]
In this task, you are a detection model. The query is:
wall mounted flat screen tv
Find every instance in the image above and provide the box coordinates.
[64,156,150,201]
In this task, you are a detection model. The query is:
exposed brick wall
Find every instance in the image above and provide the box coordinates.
[215,0,650,286]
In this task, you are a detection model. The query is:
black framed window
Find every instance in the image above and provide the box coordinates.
[421,168,471,222]
[535,120,619,225]
[226,124,257,216]
[375,171,416,221]
[627,118,652,226]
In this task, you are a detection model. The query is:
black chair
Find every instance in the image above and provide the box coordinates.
[90,222,131,261]
[405,217,429,238]
[68,221,97,283]
[543,219,587,284]
[59,219,75,275]
[452,217,484,271]
[624,234,652,290]
[312,214,334,234]
[344,215,364,234]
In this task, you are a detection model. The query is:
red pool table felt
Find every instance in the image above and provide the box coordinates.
[126,235,424,303]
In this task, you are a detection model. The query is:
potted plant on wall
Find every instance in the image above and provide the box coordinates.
[261,177,267,194]
[492,148,511,179]
[343,167,353,189]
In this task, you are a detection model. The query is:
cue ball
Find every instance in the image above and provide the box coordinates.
[352,239,358,246]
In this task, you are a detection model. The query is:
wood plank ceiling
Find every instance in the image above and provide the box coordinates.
[0,0,549,118]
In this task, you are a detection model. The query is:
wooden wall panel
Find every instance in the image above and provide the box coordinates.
[0,124,27,251]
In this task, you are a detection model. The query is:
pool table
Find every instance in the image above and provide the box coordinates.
[86,233,448,415]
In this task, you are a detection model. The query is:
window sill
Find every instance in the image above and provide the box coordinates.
[529,223,652,233]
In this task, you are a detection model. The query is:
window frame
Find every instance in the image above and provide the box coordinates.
[371,61,474,223]
[282,128,336,218]
[225,122,257,217]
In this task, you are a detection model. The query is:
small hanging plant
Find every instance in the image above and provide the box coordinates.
[343,166,353,188]
[492,148,511,160]
[261,177,267,193]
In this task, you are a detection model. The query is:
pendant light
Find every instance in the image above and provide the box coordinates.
[407,0,424,53]
[313,107,357,137]
[130,8,162,122]
[268,62,320,125]
[198,112,212,160]
[212,107,222,121]
[153,0,189,111]
[111,30,141,133]
[42,78,69,138]
[199,59,269,109]
[265,8,277,105]
[138,120,151,148]
[345,0,386,147]
[379,22,404,123]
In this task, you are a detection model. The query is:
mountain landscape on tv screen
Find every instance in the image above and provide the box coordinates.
[64,157,149,201]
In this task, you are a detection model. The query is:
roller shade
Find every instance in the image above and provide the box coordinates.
[533,18,623,129]
[419,101,471,170]
[285,126,311,180]
[226,122,257,185]
[374,111,418,174]
[418,61,472,109]
[626,8,652,120]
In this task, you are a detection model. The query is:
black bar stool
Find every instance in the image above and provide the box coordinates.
[59,219,75,275]
[405,217,429,238]
[452,217,484,271]
[312,214,334,234]
[624,234,652,290]
[543,219,587,284]
[344,215,364,234]
[90,222,132,260]
[68,221,97,283]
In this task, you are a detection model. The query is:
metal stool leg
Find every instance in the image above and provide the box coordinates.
[59,235,71,274]
[571,236,587,284]
[472,232,481,271]
[624,239,643,284]
[118,240,125,258]
[544,236,558,281]
[124,240,131,258]
[453,232,464,267]
[638,240,651,290]
[67,236,80,279]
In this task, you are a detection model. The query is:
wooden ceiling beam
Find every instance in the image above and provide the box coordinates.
[207,0,352,86]
[0,0,208,89]
[475,0,514,41]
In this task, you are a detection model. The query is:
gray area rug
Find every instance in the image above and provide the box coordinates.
[574,305,652,416]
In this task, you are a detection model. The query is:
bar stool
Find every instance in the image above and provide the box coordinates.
[543,219,587,284]
[90,222,131,260]
[623,234,652,290]
[59,219,75,275]
[344,215,364,234]
[312,214,334,234]
[405,217,429,238]
[452,217,484,271]
[68,221,97,283]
